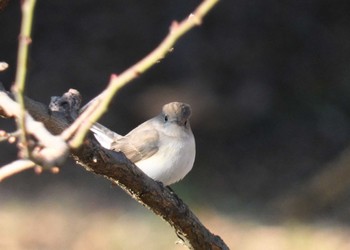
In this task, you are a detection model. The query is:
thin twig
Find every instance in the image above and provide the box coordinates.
[0,62,9,71]
[12,0,37,157]
[0,91,69,168]
[0,159,35,182]
[67,0,219,148]
[0,130,21,142]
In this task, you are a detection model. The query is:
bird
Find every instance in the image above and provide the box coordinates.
[90,102,196,186]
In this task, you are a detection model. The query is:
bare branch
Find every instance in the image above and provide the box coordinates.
[0,62,8,71]
[0,90,69,170]
[67,0,220,148]
[0,159,36,182]
[0,1,228,248]
[12,88,229,249]
[75,141,229,249]
[12,0,37,158]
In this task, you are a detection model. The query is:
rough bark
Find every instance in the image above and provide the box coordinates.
[18,91,230,250]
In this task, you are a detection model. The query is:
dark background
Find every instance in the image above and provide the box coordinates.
[1,0,350,222]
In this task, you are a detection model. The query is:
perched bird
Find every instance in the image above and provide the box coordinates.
[90,102,196,185]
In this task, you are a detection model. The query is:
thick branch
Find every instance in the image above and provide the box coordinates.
[16,92,229,249]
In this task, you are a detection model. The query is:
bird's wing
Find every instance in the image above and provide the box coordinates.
[111,125,159,163]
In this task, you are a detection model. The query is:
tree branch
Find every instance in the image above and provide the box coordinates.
[67,0,220,149]
[0,85,69,180]
[0,0,228,248]
[12,0,37,158]
[0,159,35,182]
[8,89,229,249]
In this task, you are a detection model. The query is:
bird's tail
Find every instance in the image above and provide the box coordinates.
[81,98,121,149]
[90,123,122,149]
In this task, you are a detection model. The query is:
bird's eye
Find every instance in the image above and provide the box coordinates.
[164,115,168,122]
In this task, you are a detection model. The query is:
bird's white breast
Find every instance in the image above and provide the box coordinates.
[135,132,195,185]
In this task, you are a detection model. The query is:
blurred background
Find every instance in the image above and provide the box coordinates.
[2,0,350,249]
